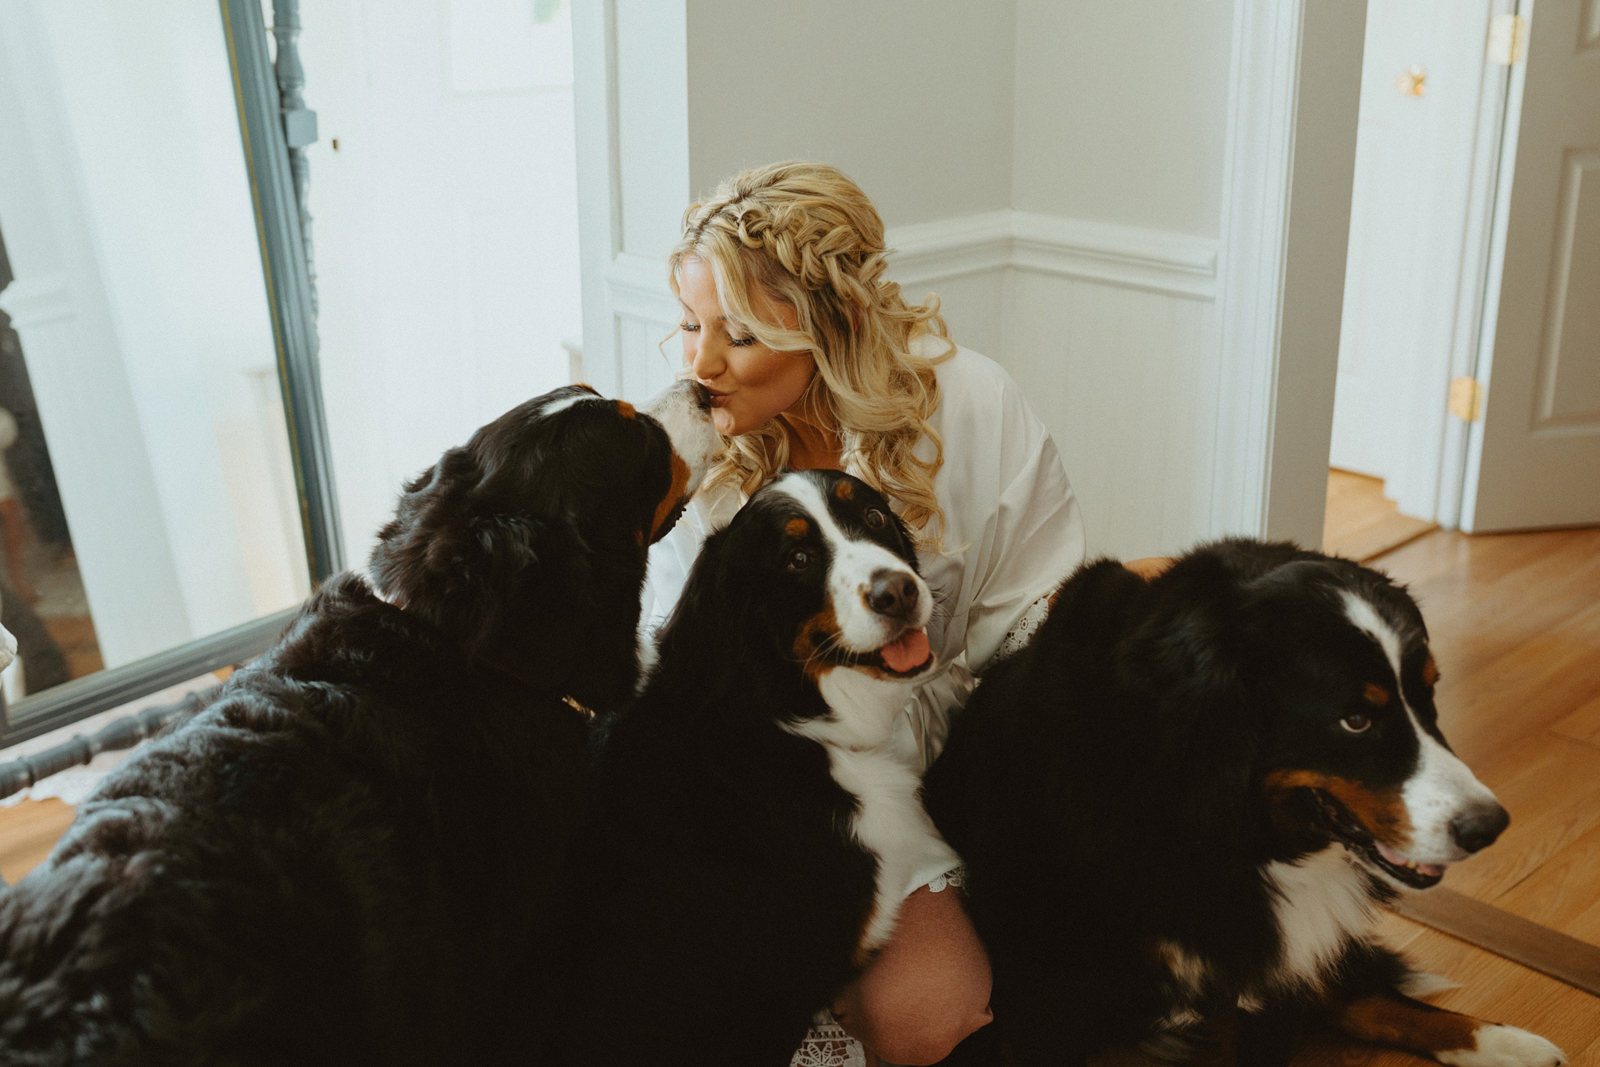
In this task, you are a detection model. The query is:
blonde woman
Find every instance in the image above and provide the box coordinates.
[641,162,1086,1067]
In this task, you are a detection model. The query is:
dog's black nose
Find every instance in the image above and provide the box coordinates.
[866,569,919,620]
[685,381,713,411]
[1450,802,1509,854]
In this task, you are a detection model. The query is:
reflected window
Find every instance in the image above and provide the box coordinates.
[0,0,324,732]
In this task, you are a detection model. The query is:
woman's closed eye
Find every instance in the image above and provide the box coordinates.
[681,319,756,347]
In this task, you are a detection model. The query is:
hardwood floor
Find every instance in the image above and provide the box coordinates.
[1324,468,1438,562]
[0,797,75,885]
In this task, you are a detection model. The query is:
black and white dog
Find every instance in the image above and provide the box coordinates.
[925,539,1566,1067]
[0,382,719,1066]
[569,469,960,1066]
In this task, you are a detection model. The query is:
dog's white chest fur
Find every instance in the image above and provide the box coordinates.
[787,670,963,953]
[1262,845,1376,993]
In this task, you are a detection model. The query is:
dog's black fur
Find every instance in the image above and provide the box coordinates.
[926,539,1526,1067]
[568,469,938,1067]
[0,384,702,1066]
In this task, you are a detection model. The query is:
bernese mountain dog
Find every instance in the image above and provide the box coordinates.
[925,539,1566,1067]
[0,381,719,1066]
[568,468,960,1066]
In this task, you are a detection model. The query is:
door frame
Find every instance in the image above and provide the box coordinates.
[1213,0,1369,548]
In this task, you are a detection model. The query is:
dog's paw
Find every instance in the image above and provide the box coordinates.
[1437,1025,1566,1067]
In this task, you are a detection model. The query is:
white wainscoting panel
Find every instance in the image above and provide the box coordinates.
[884,210,1223,559]
[1003,272,1221,560]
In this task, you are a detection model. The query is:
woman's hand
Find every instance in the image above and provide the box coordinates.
[1124,557,1175,581]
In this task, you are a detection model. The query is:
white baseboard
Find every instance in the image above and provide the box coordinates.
[887,210,1218,301]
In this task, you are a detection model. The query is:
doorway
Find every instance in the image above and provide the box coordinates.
[1329,0,1600,542]
[1327,0,1510,545]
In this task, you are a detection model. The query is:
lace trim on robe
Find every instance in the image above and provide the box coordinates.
[993,591,1053,663]
[791,1011,868,1067]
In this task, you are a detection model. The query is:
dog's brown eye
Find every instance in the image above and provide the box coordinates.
[1341,714,1373,735]
[864,508,886,529]
[787,549,811,572]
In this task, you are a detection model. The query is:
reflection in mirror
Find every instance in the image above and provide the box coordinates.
[0,1,311,704]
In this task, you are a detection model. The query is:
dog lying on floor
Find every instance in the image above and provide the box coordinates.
[568,469,961,1066]
[0,381,719,1066]
[924,539,1566,1067]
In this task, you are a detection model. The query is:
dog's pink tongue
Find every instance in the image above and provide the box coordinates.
[880,628,931,673]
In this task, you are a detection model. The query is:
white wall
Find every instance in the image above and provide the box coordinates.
[299,0,583,566]
[0,0,308,667]
[679,0,1020,394]
[1011,0,1234,237]
[685,0,1016,229]
[1000,0,1234,557]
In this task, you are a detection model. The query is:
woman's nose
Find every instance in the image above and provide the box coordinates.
[687,336,724,382]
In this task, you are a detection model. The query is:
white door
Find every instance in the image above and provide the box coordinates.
[1331,0,1456,482]
[1464,0,1600,531]
[1331,0,1509,523]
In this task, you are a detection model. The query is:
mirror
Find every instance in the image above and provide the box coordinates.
[0,1,323,730]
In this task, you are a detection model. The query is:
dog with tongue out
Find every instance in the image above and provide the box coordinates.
[570,469,962,1067]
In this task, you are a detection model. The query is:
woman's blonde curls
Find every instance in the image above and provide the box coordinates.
[668,161,954,546]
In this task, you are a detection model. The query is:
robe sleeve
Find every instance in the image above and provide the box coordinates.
[898,352,1087,771]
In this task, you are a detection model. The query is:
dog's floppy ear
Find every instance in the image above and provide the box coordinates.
[369,447,563,653]
[370,448,473,599]
[649,521,750,699]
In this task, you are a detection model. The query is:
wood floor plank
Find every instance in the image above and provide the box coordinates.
[1438,735,1600,902]
[1550,689,1600,750]
[1494,817,1600,948]
[0,799,75,884]
[1396,536,1600,669]
[1324,470,1438,562]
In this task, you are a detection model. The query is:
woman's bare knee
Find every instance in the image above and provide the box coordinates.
[832,886,993,1064]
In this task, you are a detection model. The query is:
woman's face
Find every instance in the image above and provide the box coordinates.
[678,255,815,437]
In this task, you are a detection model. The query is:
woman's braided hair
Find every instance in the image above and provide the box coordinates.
[668,161,954,546]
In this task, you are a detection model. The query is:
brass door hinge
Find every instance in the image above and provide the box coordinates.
[1487,13,1529,65]
[1450,377,1486,422]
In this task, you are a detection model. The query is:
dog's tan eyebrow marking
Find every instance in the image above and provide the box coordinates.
[1422,657,1440,686]
[786,518,809,538]
[833,480,854,501]
[615,400,636,419]
[1364,683,1392,706]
